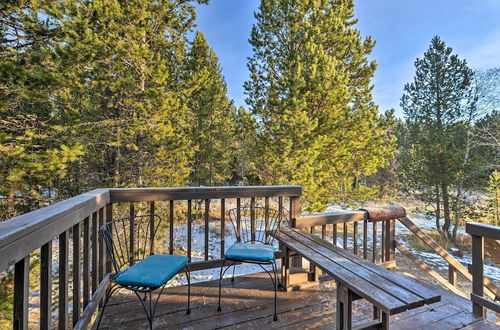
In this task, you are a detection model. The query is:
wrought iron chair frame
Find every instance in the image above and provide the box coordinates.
[97,214,191,329]
[217,206,283,321]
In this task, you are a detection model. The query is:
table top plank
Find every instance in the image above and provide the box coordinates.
[283,228,426,309]
[275,231,407,314]
[289,227,441,304]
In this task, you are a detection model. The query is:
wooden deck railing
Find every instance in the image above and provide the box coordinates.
[396,218,499,301]
[2,186,498,329]
[0,186,301,329]
[466,222,500,318]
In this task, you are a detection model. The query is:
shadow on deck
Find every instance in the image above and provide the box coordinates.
[94,272,498,330]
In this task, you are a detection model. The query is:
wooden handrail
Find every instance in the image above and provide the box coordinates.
[0,189,110,272]
[398,217,499,300]
[466,222,500,240]
[466,222,500,318]
[109,185,302,202]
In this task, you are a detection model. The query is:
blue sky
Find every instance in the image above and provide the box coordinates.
[194,0,500,116]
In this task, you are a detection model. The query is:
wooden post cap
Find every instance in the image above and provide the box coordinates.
[359,206,406,222]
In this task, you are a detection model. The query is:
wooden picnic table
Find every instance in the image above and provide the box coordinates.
[274,227,441,329]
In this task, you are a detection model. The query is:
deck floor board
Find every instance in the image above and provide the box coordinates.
[94,272,497,329]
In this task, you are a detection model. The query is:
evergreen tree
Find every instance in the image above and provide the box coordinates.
[185,32,236,186]
[244,0,394,211]
[484,170,500,226]
[400,36,476,240]
[0,1,83,218]
[53,0,206,191]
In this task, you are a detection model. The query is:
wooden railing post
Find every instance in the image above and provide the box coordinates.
[466,222,500,318]
[471,234,486,318]
[13,256,29,330]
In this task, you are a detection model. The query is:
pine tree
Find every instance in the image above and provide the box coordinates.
[185,32,236,186]
[484,170,500,226]
[244,0,394,211]
[400,36,476,240]
[53,0,205,191]
[0,1,83,218]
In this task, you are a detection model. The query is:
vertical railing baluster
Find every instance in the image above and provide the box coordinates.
[363,219,368,259]
[129,202,135,266]
[40,241,52,330]
[169,200,174,255]
[83,217,90,309]
[187,200,192,262]
[390,219,395,262]
[289,195,302,268]
[92,212,98,293]
[265,197,270,243]
[236,198,241,238]
[98,208,105,281]
[278,196,283,228]
[250,197,256,242]
[381,220,386,262]
[448,264,457,287]
[343,222,348,249]
[59,230,69,329]
[72,222,81,326]
[220,198,225,258]
[372,222,377,263]
[105,203,113,273]
[149,201,155,255]
[353,221,358,255]
[321,225,326,240]
[205,199,210,260]
[385,219,392,264]
[13,256,29,330]
[333,224,338,246]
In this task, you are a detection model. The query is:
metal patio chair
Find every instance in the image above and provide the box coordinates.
[97,214,190,329]
[217,206,282,321]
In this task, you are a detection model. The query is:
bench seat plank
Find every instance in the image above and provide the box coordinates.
[275,231,407,314]
[283,229,426,309]
[290,228,441,304]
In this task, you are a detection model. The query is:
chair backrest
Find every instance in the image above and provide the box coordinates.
[227,206,282,245]
[100,214,162,274]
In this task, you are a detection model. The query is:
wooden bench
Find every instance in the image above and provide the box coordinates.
[274,227,441,329]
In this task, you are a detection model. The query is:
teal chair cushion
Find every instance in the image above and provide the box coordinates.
[114,254,188,288]
[225,242,275,262]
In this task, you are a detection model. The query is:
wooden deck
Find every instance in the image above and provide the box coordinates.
[94,272,499,329]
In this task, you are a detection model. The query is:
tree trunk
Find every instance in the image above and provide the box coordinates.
[452,185,461,241]
[441,183,452,241]
[435,185,442,234]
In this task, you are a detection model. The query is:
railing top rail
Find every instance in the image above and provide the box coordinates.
[294,210,367,227]
[109,185,302,202]
[0,189,110,272]
[0,185,302,272]
[466,222,500,240]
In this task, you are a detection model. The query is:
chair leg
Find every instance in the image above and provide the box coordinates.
[231,263,236,282]
[96,284,120,329]
[148,291,153,330]
[185,265,191,314]
[217,259,225,312]
[272,261,278,321]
